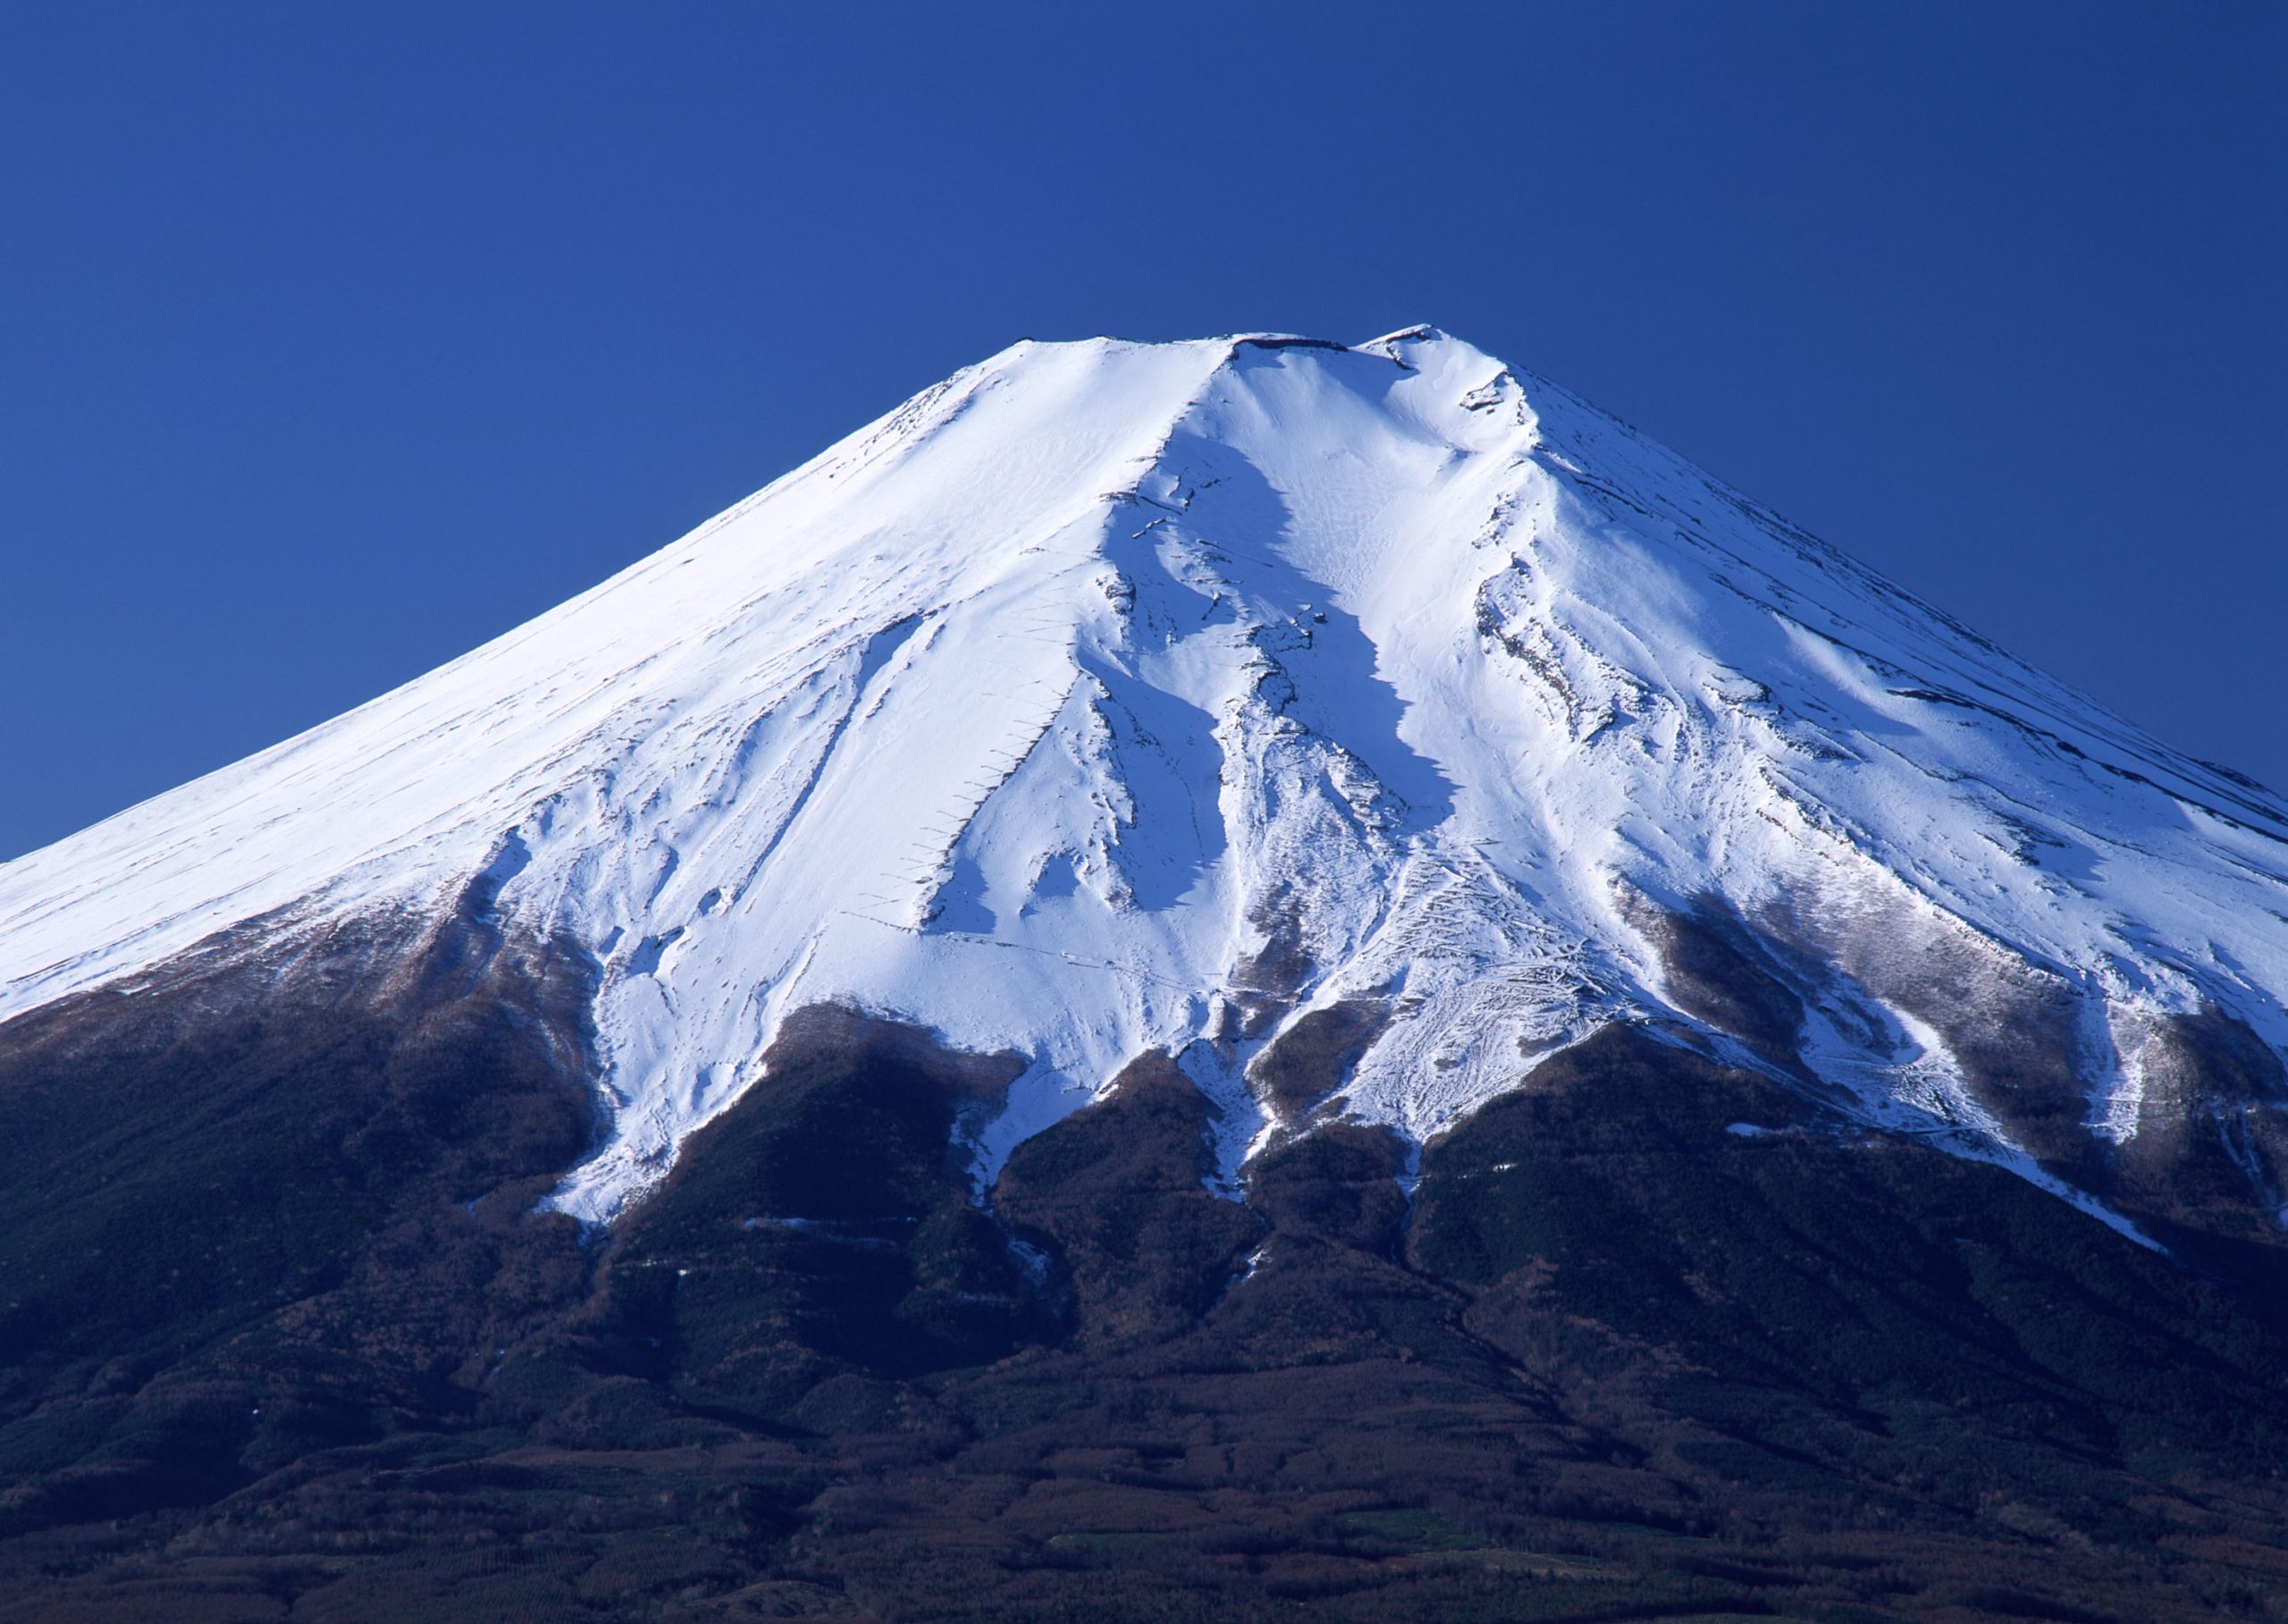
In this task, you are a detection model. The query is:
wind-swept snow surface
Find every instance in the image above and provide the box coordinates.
[4,329,2285,1223]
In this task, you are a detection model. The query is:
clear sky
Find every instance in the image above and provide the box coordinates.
[2,2,2282,861]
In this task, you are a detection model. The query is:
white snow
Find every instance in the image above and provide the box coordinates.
[3,326,2285,1224]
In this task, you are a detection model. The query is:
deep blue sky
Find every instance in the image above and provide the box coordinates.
[3,2,2282,861]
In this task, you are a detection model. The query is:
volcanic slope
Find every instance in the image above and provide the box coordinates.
[3,327,2285,1235]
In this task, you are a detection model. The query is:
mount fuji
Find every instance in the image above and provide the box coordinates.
[5,329,2288,1620]
[4,325,2284,1236]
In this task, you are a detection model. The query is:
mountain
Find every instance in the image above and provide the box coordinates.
[7,326,2284,1236]
[4,329,2288,1621]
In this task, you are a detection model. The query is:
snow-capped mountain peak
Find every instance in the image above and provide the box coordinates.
[4,328,2284,1229]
